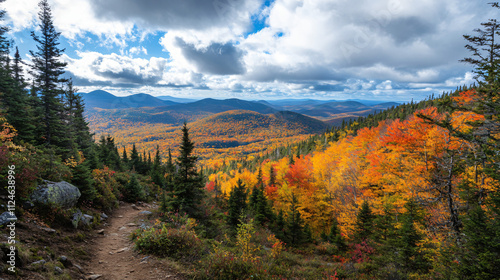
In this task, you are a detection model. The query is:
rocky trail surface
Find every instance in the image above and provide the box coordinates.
[85,202,183,280]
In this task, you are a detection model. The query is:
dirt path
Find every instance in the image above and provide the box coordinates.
[85,202,183,280]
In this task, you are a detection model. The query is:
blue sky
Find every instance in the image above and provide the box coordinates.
[3,0,496,101]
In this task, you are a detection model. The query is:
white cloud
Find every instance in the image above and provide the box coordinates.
[63,52,168,85]
[129,46,147,56]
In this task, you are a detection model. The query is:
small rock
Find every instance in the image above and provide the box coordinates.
[109,252,114,255]
[116,247,128,253]
[87,275,102,280]
[72,210,83,228]
[0,211,17,226]
[59,255,72,267]
[100,213,108,220]
[38,226,56,233]
[118,226,127,231]
[81,214,94,226]
[140,256,150,263]
[126,223,136,227]
[97,229,105,234]
[132,205,140,210]
[54,266,63,275]
[31,260,46,266]
[139,211,152,215]
[74,264,84,273]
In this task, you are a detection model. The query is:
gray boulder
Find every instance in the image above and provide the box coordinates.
[0,211,16,225]
[31,180,81,208]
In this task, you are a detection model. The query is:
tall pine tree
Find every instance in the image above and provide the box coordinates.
[168,123,204,216]
[30,0,69,154]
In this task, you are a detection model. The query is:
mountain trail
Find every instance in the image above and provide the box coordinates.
[85,202,183,280]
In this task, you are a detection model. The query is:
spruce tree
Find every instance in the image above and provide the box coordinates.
[274,209,287,243]
[124,174,145,202]
[325,216,346,250]
[286,193,304,246]
[249,184,273,226]
[0,0,10,64]
[169,123,204,216]
[227,179,247,230]
[394,199,429,275]
[354,201,375,242]
[151,145,165,187]
[71,160,96,203]
[30,0,69,154]
[459,191,500,278]
[0,7,34,144]
[65,80,92,155]
[130,144,139,171]
[165,147,175,191]
[122,147,129,167]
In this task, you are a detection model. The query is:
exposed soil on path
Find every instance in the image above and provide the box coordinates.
[85,202,184,280]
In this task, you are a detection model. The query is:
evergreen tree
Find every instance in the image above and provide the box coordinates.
[65,80,92,155]
[8,46,35,143]
[124,174,145,202]
[168,123,204,216]
[130,144,139,171]
[459,190,500,279]
[164,147,175,191]
[151,145,165,187]
[30,0,69,154]
[286,193,304,246]
[0,0,10,64]
[354,201,375,242]
[249,184,273,226]
[0,7,34,144]
[394,199,429,274]
[324,216,346,250]
[122,147,129,167]
[227,179,247,230]
[274,209,287,243]
[256,167,263,189]
[71,160,96,203]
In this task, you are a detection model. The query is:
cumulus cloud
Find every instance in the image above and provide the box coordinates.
[63,52,168,86]
[88,0,262,32]
[175,38,246,75]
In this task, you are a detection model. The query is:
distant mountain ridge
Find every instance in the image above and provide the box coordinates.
[164,98,276,114]
[80,90,177,109]
[82,90,400,127]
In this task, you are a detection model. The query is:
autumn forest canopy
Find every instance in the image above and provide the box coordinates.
[0,0,500,279]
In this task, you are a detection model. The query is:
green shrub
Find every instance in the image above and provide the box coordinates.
[198,248,259,280]
[133,221,203,261]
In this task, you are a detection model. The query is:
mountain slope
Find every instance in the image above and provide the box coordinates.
[156,95,198,103]
[165,98,276,114]
[191,110,327,138]
[81,90,177,109]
